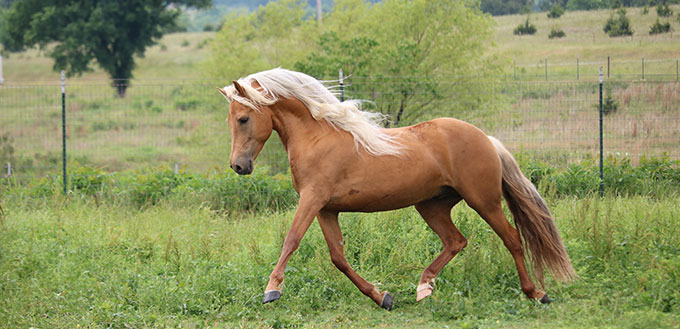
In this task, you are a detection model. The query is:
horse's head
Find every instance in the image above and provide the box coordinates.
[219,81,273,175]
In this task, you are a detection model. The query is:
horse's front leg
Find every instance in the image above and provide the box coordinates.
[317,210,394,310]
[263,190,326,304]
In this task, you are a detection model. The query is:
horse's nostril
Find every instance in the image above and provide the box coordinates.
[234,164,243,172]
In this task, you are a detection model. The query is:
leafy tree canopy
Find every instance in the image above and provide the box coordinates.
[1,0,210,97]
[208,0,499,127]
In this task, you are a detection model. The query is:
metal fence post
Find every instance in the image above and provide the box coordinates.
[6,162,10,177]
[577,57,579,80]
[607,56,610,79]
[545,57,548,81]
[339,69,344,102]
[0,53,4,85]
[599,67,604,197]
[642,56,645,80]
[61,71,67,194]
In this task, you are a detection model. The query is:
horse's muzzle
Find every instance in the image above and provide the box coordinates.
[231,159,253,175]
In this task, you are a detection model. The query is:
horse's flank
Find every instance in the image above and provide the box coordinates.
[223,68,402,157]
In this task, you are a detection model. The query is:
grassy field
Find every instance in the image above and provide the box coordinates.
[493,6,680,80]
[1,4,679,329]
[1,193,679,328]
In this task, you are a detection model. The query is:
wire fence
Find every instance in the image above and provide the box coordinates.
[512,57,680,81]
[1,75,678,182]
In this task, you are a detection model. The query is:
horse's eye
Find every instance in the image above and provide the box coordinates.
[238,117,249,124]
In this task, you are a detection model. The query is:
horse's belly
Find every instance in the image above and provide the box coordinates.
[325,175,444,212]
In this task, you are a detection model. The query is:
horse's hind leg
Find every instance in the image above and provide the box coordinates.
[317,210,394,310]
[414,194,465,302]
[466,197,546,301]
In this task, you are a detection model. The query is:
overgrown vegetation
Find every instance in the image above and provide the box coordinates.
[3,155,679,213]
[604,8,634,37]
[5,165,298,213]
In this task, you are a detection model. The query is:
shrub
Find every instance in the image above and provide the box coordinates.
[656,3,673,17]
[604,8,634,37]
[649,19,673,34]
[602,92,619,115]
[203,24,214,32]
[69,165,110,196]
[513,17,537,35]
[181,39,190,47]
[642,5,649,15]
[547,4,565,18]
[596,86,619,115]
[549,27,566,38]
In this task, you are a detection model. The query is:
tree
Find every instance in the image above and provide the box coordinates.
[604,8,634,36]
[1,0,210,97]
[209,0,499,127]
[547,3,565,18]
[294,0,498,127]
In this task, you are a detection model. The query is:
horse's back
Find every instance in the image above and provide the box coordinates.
[397,117,503,196]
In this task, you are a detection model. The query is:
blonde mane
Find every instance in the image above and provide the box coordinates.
[223,68,402,157]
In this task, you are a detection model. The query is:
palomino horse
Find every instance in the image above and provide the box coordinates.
[218,68,576,310]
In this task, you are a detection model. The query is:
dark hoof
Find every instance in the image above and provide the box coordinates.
[380,292,394,311]
[263,290,281,304]
[539,293,552,304]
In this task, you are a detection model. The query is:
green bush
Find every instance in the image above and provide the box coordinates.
[649,19,673,34]
[519,154,680,197]
[7,154,680,211]
[69,165,111,196]
[656,3,673,17]
[547,3,565,18]
[604,8,634,37]
[548,27,566,38]
[513,17,537,35]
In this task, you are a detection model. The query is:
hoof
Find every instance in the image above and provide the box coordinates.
[416,283,433,302]
[263,290,281,304]
[539,293,552,304]
[380,292,394,311]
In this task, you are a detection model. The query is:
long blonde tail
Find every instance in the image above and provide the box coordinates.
[489,137,578,286]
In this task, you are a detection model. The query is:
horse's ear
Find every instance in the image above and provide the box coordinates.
[217,87,228,99]
[232,80,248,98]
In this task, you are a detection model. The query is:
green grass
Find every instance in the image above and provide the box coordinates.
[1,194,678,328]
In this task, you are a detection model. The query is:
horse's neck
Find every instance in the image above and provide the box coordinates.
[270,99,336,154]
